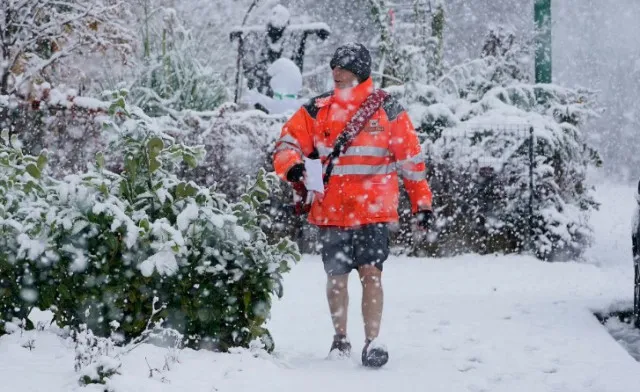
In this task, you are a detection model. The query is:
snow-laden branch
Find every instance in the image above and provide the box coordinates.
[0,0,133,96]
[118,296,167,356]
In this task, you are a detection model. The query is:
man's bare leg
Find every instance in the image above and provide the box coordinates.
[326,273,350,336]
[358,264,383,340]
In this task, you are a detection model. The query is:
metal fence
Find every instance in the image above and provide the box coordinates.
[426,123,536,252]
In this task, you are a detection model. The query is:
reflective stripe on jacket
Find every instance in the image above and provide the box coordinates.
[273,77,433,227]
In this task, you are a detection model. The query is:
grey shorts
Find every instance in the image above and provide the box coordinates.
[319,223,391,276]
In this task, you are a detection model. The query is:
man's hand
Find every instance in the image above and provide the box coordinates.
[287,163,306,182]
[415,209,435,231]
[288,163,324,204]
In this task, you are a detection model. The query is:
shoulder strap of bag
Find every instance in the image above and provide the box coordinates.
[322,89,390,185]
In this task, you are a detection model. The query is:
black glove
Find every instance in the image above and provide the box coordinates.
[415,209,435,231]
[286,163,305,182]
[287,163,309,215]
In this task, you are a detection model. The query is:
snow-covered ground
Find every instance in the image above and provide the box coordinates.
[2,180,639,392]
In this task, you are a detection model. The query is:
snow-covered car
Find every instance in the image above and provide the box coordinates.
[633,180,640,327]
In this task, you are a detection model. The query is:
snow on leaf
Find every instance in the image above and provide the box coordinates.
[177,202,199,231]
[16,233,47,261]
[138,250,179,278]
[233,226,251,242]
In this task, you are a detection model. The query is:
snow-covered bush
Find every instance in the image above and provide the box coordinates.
[128,6,228,116]
[0,89,111,179]
[72,324,121,386]
[177,104,285,199]
[0,143,50,330]
[0,94,300,351]
[0,0,132,97]
[391,27,601,261]
[174,104,307,250]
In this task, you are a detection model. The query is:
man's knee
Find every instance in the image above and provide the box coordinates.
[327,274,349,291]
[358,265,382,287]
[358,263,382,275]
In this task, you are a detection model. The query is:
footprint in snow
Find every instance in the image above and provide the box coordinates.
[456,355,484,372]
[467,384,489,392]
[440,343,457,352]
[466,337,480,344]
[541,357,562,374]
[467,356,484,364]
[457,363,475,372]
[431,320,451,333]
[524,345,540,352]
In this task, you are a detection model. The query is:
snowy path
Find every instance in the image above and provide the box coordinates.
[2,181,640,391]
[263,254,639,392]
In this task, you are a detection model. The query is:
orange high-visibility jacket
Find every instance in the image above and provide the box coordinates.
[273,77,433,227]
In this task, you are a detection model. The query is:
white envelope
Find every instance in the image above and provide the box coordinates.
[303,157,324,194]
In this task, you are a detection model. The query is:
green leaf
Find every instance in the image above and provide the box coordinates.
[176,182,198,199]
[176,183,186,199]
[96,152,105,169]
[119,180,129,199]
[243,291,251,311]
[108,99,129,117]
[124,156,137,177]
[25,164,41,179]
[139,219,150,232]
[149,157,161,173]
[37,154,47,171]
[147,137,164,159]
[186,184,198,197]
[183,153,197,168]
[115,96,126,109]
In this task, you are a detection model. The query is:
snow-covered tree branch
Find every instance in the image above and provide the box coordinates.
[0,0,133,96]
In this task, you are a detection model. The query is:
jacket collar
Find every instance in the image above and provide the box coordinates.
[331,77,374,107]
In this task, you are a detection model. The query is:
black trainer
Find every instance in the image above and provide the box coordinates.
[362,338,388,368]
[328,334,351,359]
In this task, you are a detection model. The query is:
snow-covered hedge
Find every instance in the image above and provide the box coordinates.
[1,84,301,249]
[0,95,300,352]
[391,47,601,261]
[176,104,285,199]
[0,88,112,179]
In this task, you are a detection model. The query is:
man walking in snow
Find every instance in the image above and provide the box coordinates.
[272,43,434,367]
